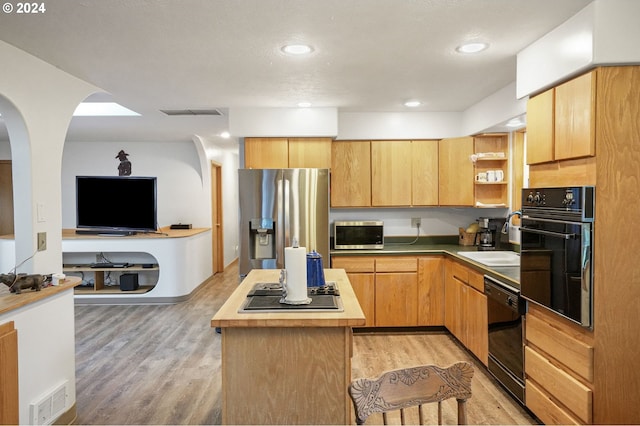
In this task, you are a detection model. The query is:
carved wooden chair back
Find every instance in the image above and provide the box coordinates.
[348,361,474,425]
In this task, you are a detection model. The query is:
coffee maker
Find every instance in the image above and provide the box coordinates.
[475,217,507,251]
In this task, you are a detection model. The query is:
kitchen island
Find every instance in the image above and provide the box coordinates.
[211,268,365,425]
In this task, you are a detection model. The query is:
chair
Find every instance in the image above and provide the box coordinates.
[348,361,473,425]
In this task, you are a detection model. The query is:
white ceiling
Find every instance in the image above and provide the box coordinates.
[0,0,592,146]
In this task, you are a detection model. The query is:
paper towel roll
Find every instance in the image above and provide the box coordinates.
[284,246,308,302]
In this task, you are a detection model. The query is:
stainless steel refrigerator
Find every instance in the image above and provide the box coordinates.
[238,168,329,279]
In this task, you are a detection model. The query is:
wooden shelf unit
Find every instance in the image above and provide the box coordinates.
[63,263,159,293]
[473,134,509,207]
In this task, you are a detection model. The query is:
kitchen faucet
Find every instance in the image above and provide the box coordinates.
[501,210,522,234]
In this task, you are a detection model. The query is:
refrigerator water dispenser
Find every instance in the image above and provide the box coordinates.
[249,218,276,260]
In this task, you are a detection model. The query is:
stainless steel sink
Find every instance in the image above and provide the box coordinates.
[456,251,520,267]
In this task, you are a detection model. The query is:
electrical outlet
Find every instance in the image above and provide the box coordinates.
[411,218,421,228]
[37,232,47,251]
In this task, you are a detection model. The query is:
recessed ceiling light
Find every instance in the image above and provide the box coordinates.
[220,131,230,138]
[404,100,421,108]
[281,44,314,55]
[297,102,312,108]
[455,42,489,54]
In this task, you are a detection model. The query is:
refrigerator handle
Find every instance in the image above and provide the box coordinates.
[283,174,291,246]
[276,173,286,269]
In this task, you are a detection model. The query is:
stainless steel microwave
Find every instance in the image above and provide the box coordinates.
[334,221,384,249]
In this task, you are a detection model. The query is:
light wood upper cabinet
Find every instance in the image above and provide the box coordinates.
[527,89,555,164]
[412,140,439,206]
[371,141,412,206]
[527,70,596,165]
[438,137,474,206]
[244,137,289,168]
[288,137,332,168]
[330,141,372,207]
[554,71,596,161]
[244,137,332,169]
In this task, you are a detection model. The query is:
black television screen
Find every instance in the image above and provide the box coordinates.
[76,176,157,234]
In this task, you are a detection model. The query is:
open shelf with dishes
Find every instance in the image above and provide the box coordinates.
[473,134,509,208]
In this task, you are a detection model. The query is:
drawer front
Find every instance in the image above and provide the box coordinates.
[525,346,592,423]
[331,257,375,273]
[526,309,594,382]
[526,379,581,425]
[447,259,469,284]
[467,268,484,292]
[375,257,418,273]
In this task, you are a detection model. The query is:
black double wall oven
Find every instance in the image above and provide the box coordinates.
[520,186,594,328]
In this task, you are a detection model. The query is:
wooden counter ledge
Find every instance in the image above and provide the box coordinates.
[0,276,81,315]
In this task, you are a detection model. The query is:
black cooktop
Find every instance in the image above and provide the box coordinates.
[241,282,341,311]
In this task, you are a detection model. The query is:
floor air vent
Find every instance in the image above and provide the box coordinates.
[29,381,68,425]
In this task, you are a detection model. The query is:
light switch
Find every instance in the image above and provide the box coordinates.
[37,203,46,222]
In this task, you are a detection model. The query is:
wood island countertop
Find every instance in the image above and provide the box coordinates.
[211,268,366,328]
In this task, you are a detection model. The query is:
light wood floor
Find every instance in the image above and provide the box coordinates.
[74,261,537,425]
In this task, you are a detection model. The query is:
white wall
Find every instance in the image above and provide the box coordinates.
[0,290,77,425]
[330,207,508,238]
[61,141,209,229]
[516,0,640,98]
[205,142,240,268]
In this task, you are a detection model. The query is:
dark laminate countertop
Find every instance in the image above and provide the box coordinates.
[330,242,520,288]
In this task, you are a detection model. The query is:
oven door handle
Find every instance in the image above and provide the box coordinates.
[520,226,576,240]
[522,216,583,225]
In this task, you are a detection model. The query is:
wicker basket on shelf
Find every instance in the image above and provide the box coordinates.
[458,228,477,246]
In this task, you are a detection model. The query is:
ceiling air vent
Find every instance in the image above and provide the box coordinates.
[160,109,224,116]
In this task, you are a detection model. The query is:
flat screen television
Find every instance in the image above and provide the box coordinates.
[76,176,157,235]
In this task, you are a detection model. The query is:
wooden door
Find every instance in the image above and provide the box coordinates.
[411,140,439,206]
[465,287,488,365]
[555,70,596,161]
[438,137,474,206]
[330,141,371,207]
[371,140,412,206]
[244,137,288,168]
[331,256,375,326]
[0,321,19,425]
[375,272,418,327]
[417,257,444,325]
[0,161,14,236]
[444,270,464,341]
[527,89,555,164]
[288,137,332,168]
[210,162,224,273]
[347,273,375,327]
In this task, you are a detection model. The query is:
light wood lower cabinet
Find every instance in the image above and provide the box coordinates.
[332,255,444,327]
[417,257,445,325]
[525,304,594,424]
[0,321,19,425]
[331,257,375,327]
[444,258,488,365]
[374,257,418,326]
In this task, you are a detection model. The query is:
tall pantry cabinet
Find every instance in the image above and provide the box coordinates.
[525,66,640,424]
